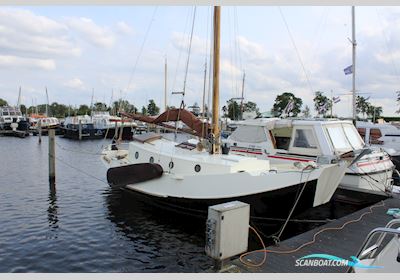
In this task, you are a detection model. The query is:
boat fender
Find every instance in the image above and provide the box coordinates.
[107,163,163,188]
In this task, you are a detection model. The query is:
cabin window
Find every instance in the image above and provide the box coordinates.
[370,128,383,144]
[229,125,267,143]
[275,137,290,150]
[293,129,317,149]
[326,126,352,150]
[135,152,139,159]
[149,156,154,163]
[194,164,201,172]
[357,127,366,141]
[343,125,364,149]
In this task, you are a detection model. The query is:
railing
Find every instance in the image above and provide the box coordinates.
[348,219,400,272]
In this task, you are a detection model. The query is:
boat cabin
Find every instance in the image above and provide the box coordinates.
[356,121,400,145]
[225,118,365,160]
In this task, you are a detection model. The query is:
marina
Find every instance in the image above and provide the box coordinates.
[225,196,400,273]
[1,4,400,275]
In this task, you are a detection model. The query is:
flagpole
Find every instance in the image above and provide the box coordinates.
[330,90,333,118]
[352,6,357,124]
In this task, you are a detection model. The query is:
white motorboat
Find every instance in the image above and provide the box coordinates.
[62,115,103,140]
[357,121,400,172]
[101,6,348,220]
[91,111,137,140]
[224,118,395,196]
[0,106,29,132]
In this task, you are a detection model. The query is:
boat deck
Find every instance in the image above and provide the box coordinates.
[224,196,400,273]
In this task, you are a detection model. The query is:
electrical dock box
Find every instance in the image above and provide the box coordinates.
[205,201,250,260]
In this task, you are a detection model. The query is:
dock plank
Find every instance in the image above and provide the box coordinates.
[229,197,400,273]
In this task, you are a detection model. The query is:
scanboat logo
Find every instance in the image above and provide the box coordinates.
[295,254,383,269]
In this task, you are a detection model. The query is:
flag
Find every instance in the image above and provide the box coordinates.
[282,100,294,116]
[318,102,329,114]
[344,65,353,75]
[333,96,341,103]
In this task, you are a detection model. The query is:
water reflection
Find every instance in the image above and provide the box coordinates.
[103,187,212,272]
[47,185,58,230]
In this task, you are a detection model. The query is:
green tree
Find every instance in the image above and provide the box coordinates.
[302,105,311,118]
[111,99,136,115]
[227,100,241,120]
[367,105,382,121]
[93,102,108,111]
[147,99,160,116]
[313,91,332,117]
[243,101,260,117]
[77,104,91,115]
[49,102,69,118]
[141,106,148,115]
[272,92,302,117]
[0,98,7,106]
[20,104,27,115]
[356,96,370,117]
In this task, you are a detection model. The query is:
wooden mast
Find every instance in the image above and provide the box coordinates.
[211,6,221,154]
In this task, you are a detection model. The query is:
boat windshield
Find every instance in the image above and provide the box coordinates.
[325,123,364,153]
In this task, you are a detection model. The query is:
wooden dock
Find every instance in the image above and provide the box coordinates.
[0,130,29,138]
[224,196,400,273]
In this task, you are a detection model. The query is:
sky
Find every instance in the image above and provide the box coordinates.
[0,5,400,117]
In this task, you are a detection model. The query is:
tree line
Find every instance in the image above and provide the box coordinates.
[0,98,160,118]
[0,91,383,120]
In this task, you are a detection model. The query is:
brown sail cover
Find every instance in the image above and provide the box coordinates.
[121,109,210,138]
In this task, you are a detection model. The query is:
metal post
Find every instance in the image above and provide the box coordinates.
[48,129,56,187]
[352,6,357,124]
[38,119,42,144]
[78,120,82,140]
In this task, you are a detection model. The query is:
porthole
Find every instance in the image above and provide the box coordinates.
[149,156,154,163]
[135,152,139,159]
[194,164,201,172]
[169,161,174,169]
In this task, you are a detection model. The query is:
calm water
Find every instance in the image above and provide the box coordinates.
[0,135,383,272]
[0,136,212,272]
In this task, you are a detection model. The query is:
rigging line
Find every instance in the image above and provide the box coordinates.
[310,7,330,68]
[227,8,237,98]
[182,6,197,96]
[207,7,213,119]
[234,7,243,72]
[123,6,159,101]
[171,7,192,102]
[375,8,400,84]
[202,5,211,122]
[278,7,314,95]
[55,155,108,185]
[233,6,241,97]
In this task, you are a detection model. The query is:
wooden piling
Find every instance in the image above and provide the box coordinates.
[38,119,42,144]
[48,129,56,186]
[118,120,123,141]
[78,120,82,141]
[114,121,118,139]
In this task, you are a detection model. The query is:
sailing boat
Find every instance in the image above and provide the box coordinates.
[101,7,347,219]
